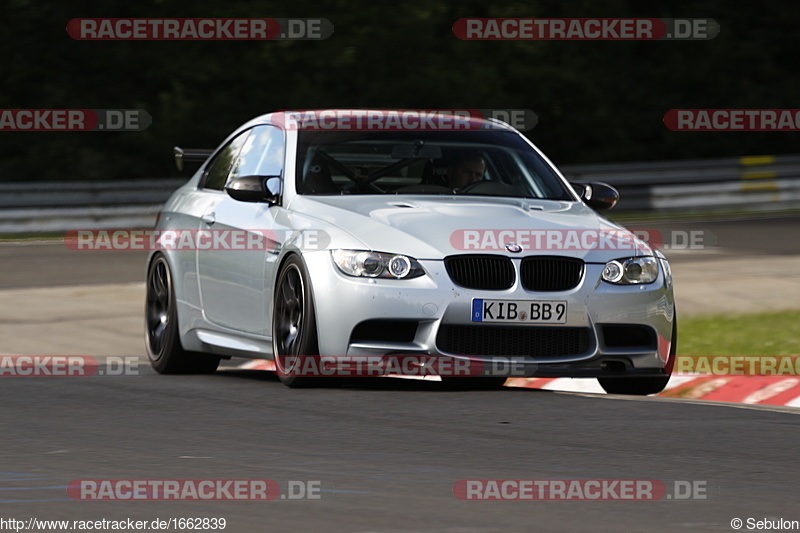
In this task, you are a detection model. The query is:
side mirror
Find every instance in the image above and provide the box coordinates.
[225,176,281,203]
[571,181,619,211]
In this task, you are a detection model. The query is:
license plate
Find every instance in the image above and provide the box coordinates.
[471,299,567,324]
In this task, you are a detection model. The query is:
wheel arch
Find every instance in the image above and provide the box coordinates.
[272,250,323,350]
[145,249,196,345]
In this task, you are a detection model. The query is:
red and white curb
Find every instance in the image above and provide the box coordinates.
[509,375,800,407]
[235,360,800,408]
[237,360,277,371]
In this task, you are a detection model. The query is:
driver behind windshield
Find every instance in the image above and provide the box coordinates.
[447,153,486,189]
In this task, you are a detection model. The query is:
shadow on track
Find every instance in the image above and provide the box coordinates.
[215,368,554,394]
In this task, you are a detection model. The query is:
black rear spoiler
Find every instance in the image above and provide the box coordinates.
[174,147,214,171]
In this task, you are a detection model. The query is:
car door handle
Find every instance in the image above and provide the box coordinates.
[201,213,216,225]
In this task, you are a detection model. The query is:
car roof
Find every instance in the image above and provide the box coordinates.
[238,109,518,133]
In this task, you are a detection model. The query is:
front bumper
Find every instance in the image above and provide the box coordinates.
[302,251,675,378]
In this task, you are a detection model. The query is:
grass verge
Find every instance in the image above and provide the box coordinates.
[680,310,800,355]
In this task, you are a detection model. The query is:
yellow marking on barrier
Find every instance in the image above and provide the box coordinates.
[740,181,778,192]
[740,155,775,166]
[742,170,777,180]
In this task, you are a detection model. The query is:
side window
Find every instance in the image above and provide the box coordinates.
[202,130,251,190]
[230,125,285,180]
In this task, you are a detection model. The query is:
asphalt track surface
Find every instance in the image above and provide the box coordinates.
[3,367,800,532]
[1,214,799,532]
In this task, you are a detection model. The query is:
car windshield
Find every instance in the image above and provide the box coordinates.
[295,130,574,200]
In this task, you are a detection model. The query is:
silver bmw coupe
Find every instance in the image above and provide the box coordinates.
[145,110,676,394]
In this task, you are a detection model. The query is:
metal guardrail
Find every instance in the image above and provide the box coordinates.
[1,155,799,233]
[0,179,185,209]
[561,154,800,211]
[0,179,184,233]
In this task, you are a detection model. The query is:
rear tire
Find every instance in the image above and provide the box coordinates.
[272,255,323,388]
[598,317,677,395]
[145,254,220,374]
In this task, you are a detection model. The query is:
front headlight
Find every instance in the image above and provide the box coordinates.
[331,250,425,279]
[602,256,659,285]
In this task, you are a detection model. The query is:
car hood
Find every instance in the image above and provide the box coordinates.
[288,195,651,262]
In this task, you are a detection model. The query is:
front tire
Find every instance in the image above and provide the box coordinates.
[272,255,323,388]
[441,377,508,391]
[145,254,220,374]
[597,375,670,395]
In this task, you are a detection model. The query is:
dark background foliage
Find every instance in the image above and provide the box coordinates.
[2,0,798,180]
